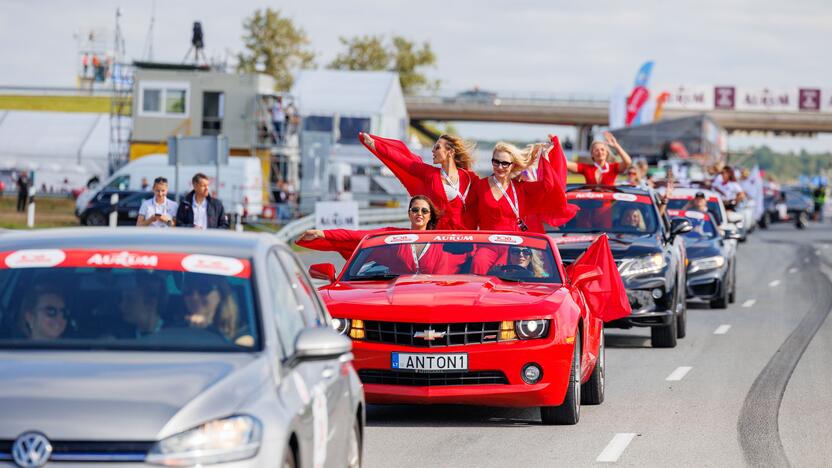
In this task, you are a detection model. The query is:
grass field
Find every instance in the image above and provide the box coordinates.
[0,196,79,229]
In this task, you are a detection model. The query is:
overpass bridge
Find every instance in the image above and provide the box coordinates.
[405,94,832,135]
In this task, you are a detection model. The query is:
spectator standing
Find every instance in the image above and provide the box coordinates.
[813,185,826,222]
[175,173,229,229]
[137,177,178,227]
[271,97,285,144]
[141,177,150,191]
[16,172,30,212]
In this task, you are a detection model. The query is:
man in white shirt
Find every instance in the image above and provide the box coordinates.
[175,173,229,229]
[137,177,178,227]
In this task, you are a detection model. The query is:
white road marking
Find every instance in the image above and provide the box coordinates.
[742,299,756,308]
[769,280,781,287]
[714,325,732,335]
[666,366,693,381]
[788,268,798,274]
[597,433,637,463]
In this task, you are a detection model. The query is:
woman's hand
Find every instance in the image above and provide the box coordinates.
[360,132,376,151]
[603,131,620,148]
[297,229,324,242]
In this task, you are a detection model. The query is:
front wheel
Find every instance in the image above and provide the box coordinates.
[347,418,362,468]
[541,337,581,425]
[796,212,809,229]
[581,332,605,405]
[728,264,737,304]
[84,211,107,226]
[282,445,297,468]
[651,313,678,348]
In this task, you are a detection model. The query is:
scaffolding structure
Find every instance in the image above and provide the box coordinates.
[107,8,133,173]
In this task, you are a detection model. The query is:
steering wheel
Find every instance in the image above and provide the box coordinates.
[497,264,534,278]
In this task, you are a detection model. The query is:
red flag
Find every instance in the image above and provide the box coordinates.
[625,86,650,126]
[565,235,631,322]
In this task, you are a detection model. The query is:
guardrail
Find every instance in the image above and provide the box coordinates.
[275,207,410,242]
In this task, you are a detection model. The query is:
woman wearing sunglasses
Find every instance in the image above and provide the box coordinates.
[19,287,68,340]
[490,246,548,278]
[359,132,478,229]
[296,195,440,260]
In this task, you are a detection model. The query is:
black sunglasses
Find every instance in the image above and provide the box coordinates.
[491,158,512,168]
[409,207,430,215]
[154,177,168,185]
[509,247,532,256]
[40,305,70,319]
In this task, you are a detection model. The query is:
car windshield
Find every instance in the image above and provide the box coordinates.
[681,217,718,239]
[550,193,659,234]
[667,198,724,224]
[0,250,259,351]
[342,234,561,284]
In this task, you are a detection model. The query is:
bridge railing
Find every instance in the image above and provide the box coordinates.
[275,207,409,243]
[406,91,610,107]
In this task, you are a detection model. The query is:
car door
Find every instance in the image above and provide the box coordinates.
[275,248,351,467]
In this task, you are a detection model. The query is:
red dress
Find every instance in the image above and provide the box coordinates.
[360,133,478,229]
[576,162,621,185]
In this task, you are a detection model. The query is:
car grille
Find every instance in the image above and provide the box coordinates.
[691,281,719,296]
[0,440,153,463]
[363,321,502,347]
[358,370,509,386]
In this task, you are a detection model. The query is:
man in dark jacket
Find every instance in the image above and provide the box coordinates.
[175,173,229,229]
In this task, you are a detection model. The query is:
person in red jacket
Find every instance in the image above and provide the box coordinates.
[360,133,478,229]
[566,131,632,185]
[464,137,576,274]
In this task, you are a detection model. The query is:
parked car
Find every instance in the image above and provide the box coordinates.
[0,228,364,468]
[759,188,813,229]
[550,185,691,348]
[311,231,625,425]
[453,88,500,105]
[668,209,740,308]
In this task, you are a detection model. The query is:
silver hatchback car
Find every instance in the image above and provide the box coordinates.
[0,228,364,468]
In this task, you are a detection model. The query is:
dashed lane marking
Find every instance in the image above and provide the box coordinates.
[666,366,693,381]
[769,280,781,287]
[597,433,637,463]
[714,325,732,335]
[742,299,756,308]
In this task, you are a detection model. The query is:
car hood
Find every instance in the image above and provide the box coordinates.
[550,232,662,262]
[0,351,269,441]
[684,239,722,260]
[322,275,563,322]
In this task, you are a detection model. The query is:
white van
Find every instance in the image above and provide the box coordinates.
[75,154,264,217]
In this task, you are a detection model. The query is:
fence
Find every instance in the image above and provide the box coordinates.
[274,207,410,242]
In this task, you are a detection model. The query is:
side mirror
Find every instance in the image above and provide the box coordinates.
[670,217,693,236]
[309,263,336,283]
[295,327,352,361]
[570,264,604,287]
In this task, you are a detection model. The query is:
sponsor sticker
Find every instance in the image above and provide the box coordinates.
[552,235,598,244]
[571,192,606,199]
[613,193,638,202]
[4,249,66,268]
[87,251,159,267]
[431,234,474,242]
[181,254,246,276]
[384,234,419,244]
[488,234,524,245]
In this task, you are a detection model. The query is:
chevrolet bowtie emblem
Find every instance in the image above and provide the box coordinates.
[414,328,446,341]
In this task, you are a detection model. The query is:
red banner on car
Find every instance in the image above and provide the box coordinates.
[567,192,653,204]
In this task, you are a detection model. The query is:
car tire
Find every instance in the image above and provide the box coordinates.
[84,211,107,226]
[710,284,728,309]
[581,332,604,405]
[282,444,297,468]
[675,281,687,339]
[347,417,362,468]
[728,265,737,304]
[759,213,769,229]
[797,212,809,229]
[651,313,678,348]
[541,337,581,425]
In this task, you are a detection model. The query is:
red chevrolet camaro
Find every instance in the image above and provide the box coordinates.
[308,231,629,425]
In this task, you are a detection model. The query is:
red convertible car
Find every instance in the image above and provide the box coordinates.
[308,231,629,425]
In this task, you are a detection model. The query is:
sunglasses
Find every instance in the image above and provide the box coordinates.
[491,159,512,168]
[509,247,532,257]
[409,207,430,215]
[40,305,70,319]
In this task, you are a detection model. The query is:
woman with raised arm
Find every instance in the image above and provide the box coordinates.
[359,132,478,229]
[566,131,632,185]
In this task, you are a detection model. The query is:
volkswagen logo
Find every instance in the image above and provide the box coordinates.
[11,432,52,468]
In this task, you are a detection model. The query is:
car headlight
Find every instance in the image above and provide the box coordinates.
[515,319,549,340]
[331,317,351,335]
[146,415,262,466]
[618,253,666,278]
[688,255,725,273]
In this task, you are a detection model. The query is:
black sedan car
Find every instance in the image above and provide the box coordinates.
[79,191,175,226]
[668,209,739,308]
[549,186,691,348]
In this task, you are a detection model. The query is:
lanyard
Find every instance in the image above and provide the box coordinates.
[440,168,470,206]
[594,162,610,173]
[492,176,520,219]
[411,243,430,273]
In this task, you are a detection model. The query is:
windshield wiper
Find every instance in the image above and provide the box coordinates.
[493,275,524,283]
[352,273,400,281]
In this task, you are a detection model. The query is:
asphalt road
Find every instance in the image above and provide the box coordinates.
[297,222,832,467]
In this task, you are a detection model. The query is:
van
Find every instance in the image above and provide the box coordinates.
[75,154,264,218]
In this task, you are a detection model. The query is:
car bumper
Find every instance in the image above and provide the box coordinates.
[352,338,575,407]
[686,270,725,300]
[606,276,673,328]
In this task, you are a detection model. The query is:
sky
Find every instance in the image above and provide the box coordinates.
[2,0,831,151]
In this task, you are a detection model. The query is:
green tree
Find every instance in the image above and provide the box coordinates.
[327,35,438,94]
[236,8,316,90]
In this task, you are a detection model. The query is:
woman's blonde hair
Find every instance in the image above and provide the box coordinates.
[438,134,476,170]
[493,141,536,172]
[529,250,546,278]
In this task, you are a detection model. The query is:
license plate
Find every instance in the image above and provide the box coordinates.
[391,352,468,372]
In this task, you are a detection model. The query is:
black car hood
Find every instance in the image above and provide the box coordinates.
[684,238,722,260]
[550,232,663,262]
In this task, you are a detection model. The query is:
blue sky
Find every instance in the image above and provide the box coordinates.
[2,0,831,151]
